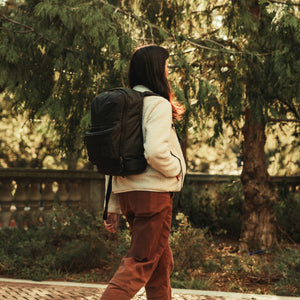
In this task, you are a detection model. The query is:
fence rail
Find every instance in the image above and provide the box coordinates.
[186,173,300,192]
[0,168,299,229]
[0,168,105,229]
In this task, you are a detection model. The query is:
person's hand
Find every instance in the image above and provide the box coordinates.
[104,213,120,233]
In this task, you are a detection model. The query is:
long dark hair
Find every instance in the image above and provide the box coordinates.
[129,45,183,120]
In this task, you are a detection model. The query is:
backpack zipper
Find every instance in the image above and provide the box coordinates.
[119,89,128,174]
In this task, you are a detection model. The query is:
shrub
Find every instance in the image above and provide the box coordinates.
[0,207,299,296]
[175,179,300,242]
[170,213,212,285]
[275,183,300,242]
[0,206,124,281]
[175,179,244,237]
[272,247,300,296]
[170,214,235,291]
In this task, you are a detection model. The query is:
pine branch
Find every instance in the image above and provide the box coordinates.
[267,118,300,123]
[110,2,273,57]
[269,0,300,7]
[191,5,225,14]
[0,25,32,34]
[200,29,221,38]
[0,15,76,53]
[184,36,237,54]
[203,38,229,49]
[183,36,273,56]
[279,99,300,120]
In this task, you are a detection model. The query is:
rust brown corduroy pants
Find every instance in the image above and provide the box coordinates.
[100,191,173,300]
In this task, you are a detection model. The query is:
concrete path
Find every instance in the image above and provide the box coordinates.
[0,278,299,300]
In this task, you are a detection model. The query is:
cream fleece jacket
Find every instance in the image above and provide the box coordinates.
[106,85,186,214]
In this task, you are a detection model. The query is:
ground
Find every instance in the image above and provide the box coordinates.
[59,239,300,297]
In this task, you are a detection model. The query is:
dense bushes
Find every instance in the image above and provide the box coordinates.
[0,205,299,295]
[0,206,127,281]
[275,184,300,242]
[170,213,300,296]
[175,179,300,242]
[173,179,244,237]
[0,181,298,295]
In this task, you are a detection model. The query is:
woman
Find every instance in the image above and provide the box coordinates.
[101,45,186,300]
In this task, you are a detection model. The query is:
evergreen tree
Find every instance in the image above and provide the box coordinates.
[170,0,300,250]
[1,0,299,249]
[0,0,134,167]
[117,0,300,249]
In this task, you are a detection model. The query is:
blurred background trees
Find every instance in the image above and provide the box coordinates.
[0,0,299,249]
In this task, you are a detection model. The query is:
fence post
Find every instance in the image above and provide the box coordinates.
[27,181,42,227]
[41,180,56,225]
[69,180,81,209]
[0,179,13,228]
[14,180,27,229]
[88,179,105,217]
[57,180,69,206]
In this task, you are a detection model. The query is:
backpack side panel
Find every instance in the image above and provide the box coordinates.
[84,88,149,176]
[85,90,125,174]
[119,89,147,174]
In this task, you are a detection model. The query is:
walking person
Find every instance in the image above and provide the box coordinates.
[100,45,186,300]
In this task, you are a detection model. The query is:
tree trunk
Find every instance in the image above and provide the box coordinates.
[240,106,278,251]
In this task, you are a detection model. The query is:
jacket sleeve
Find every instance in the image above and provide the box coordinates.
[143,98,182,178]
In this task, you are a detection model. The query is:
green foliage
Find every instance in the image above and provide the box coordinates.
[0,207,125,281]
[0,0,299,252]
[170,213,210,277]
[177,179,300,242]
[170,213,299,295]
[0,206,299,295]
[0,0,131,156]
[177,179,244,237]
[275,183,300,242]
[272,247,300,296]
[1,0,299,163]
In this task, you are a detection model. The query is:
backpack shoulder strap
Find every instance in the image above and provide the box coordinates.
[103,175,112,220]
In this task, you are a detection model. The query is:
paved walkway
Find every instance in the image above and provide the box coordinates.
[0,278,299,300]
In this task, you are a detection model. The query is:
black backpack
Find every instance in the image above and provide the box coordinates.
[84,88,154,219]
